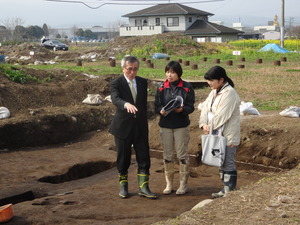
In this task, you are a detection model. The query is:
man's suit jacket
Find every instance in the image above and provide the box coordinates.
[109,75,149,140]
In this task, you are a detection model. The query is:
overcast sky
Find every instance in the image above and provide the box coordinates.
[1,0,299,28]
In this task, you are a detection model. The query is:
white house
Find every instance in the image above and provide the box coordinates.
[254,25,277,32]
[120,3,242,43]
[232,22,245,31]
[263,31,280,40]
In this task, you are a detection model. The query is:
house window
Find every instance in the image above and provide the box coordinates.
[143,19,148,26]
[167,17,179,27]
[188,17,192,23]
[135,19,142,26]
[196,37,206,43]
[211,37,222,43]
[155,18,160,26]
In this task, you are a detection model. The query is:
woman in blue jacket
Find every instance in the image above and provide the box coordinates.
[154,61,195,195]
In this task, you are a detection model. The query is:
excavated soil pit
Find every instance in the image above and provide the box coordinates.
[38,161,116,184]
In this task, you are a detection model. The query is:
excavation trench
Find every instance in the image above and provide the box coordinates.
[0,157,283,207]
[0,160,116,206]
[38,160,116,184]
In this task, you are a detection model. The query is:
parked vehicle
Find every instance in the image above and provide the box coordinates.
[41,39,68,51]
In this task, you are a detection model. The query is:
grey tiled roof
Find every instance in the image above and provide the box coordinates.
[185,20,242,35]
[122,3,214,17]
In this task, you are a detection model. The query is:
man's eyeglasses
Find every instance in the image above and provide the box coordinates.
[125,67,139,72]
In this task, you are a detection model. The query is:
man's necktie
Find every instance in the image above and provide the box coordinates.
[129,80,136,103]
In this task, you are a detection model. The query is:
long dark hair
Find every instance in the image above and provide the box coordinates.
[165,61,183,78]
[204,66,234,88]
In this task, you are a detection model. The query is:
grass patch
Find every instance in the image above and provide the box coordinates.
[0,64,43,84]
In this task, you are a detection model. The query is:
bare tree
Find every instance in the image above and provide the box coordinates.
[61,31,68,40]
[287,26,300,39]
[48,26,58,39]
[0,17,24,40]
[42,24,49,37]
[107,20,122,40]
[70,25,78,39]
[14,25,27,41]
[0,25,10,41]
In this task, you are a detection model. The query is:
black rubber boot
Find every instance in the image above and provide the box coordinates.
[212,170,237,198]
[137,174,157,199]
[223,170,237,193]
[119,174,129,199]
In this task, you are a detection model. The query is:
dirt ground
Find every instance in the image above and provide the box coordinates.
[1,38,300,224]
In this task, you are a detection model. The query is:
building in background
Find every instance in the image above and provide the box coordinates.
[48,26,119,42]
[120,3,242,43]
[262,31,281,40]
[234,14,280,40]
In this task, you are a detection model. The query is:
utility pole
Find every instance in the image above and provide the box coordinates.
[280,0,285,48]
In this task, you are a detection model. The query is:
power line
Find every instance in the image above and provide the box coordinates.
[46,0,106,9]
[45,0,224,9]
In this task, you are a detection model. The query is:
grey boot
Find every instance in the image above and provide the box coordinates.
[119,174,129,199]
[176,161,189,195]
[223,171,237,195]
[211,170,225,198]
[163,161,174,194]
[211,170,237,199]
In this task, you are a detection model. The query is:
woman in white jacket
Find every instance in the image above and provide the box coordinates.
[199,66,241,198]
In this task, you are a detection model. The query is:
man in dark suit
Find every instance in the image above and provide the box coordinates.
[109,56,156,199]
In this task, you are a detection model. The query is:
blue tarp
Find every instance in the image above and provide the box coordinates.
[258,43,290,53]
[150,53,169,59]
[0,55,5,64]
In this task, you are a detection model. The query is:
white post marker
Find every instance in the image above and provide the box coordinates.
[232,50,241,60]
[30,51,34,59]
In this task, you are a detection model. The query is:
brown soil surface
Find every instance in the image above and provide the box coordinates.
[1,38,300,224]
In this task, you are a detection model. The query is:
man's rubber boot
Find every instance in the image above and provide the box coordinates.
[119,174,129,199]
[163,161,174,194]
[137,174,157,199]
[176,162,189,195]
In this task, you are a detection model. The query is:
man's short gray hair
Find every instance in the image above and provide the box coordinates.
[121,55,140,67]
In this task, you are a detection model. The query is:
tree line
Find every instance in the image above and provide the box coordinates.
[0,17,99,42]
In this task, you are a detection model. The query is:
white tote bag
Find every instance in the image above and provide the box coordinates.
[201,125,226,167]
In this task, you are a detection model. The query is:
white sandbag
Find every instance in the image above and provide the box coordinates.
[104,95,112,103]
[82,94,103,105]
[240,101,261,115]
[0,107,10,119]
[279,106,300,118]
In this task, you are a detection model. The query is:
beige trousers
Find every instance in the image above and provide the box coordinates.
[160,126,190,162]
